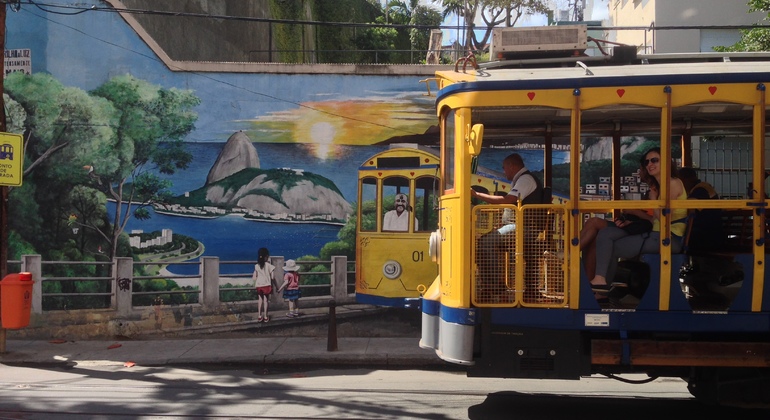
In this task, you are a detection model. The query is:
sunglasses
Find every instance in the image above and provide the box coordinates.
[643,157,660,166]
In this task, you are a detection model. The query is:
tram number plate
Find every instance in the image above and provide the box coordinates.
[584,314,610,327]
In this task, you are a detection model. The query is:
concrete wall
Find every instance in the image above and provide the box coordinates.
[610,0,766,53]
[118,0,274,62]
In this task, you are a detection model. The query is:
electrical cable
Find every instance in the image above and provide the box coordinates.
[13,3,424,137]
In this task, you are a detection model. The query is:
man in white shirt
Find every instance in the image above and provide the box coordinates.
[471,153,546,296]
[383,193,418,231]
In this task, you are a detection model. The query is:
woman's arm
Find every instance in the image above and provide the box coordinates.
[646,180,683,220]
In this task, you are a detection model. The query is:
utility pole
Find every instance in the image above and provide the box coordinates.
[0,0,8,353]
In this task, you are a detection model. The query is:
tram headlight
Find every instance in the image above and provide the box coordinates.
[429,229,441,264]
[382,260,402,279]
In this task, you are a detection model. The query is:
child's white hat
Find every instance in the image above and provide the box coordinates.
[283,259,298,272]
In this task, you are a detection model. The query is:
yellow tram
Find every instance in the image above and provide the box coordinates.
[419,46,770,405]
[356,145,509,308]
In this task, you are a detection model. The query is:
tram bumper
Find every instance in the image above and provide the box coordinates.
[420,276,477,365]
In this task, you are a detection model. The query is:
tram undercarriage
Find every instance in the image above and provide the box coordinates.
[467,314,770,407]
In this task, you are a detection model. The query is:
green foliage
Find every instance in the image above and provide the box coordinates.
[312,0,382,63]
[8,230,36,260]
[2,93,26,133]
[359,200,378,231]
[4,72,199,262]
[131,279,198,306]
[714,0,770,51]
[298,256,333,297]
[320,240,355,260]
[410,5,442,53]
[88,75,199,257]
[40,257,112,310]
[8,182,42,250]
[269,0,305,63]
[220,284,259,302]
[171,167,343,208]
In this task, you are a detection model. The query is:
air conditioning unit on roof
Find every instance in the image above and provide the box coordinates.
[490,24,587,59]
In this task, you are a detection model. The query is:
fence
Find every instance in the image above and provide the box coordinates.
[7,255,355,324]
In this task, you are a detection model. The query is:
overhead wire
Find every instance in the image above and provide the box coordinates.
[7,0,436,137]
[16,0,462,30]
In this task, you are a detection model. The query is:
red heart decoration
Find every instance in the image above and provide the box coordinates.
[477,178,482,183]
[410,172,415,176]
[527,92,536,100]
[617,89,625,97]
[708,86,717,95]
[378,172,382,176]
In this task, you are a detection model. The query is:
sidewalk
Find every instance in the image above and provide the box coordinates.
[0,305,449,369]
[0,336,445,368]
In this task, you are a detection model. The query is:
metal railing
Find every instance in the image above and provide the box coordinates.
[8,255,356,317]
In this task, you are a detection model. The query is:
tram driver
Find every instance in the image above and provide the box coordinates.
[383,193,418,231]
[471,153,547,293]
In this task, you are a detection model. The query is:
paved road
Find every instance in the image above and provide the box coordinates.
[2,364,767,419]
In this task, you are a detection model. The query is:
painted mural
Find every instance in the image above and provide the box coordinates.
[3,2,561,285]
[2,1,442,275]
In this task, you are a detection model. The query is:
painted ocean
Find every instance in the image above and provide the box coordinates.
[114,143,568,274]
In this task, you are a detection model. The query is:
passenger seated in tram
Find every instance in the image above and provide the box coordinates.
[470,153,547,291]
[580,159,655,280]
[589,148,687,298]
[383,193,418,231]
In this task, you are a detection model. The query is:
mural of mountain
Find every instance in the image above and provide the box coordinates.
[203,167,352,221]
[206,131,260,185]
[159,137,352,223]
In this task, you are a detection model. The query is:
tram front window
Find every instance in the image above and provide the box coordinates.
[382,176,415,231]
[360,177,378,232]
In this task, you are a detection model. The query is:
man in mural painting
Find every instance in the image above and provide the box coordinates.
[383,193,418,231]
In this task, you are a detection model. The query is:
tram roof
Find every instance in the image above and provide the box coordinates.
[437,53,770,95]
[434,53,770,141]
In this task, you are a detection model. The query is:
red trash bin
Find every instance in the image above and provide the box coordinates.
[1,272,34,329]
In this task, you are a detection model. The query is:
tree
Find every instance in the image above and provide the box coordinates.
[433,0,550,52]
[89,75,200,260]
[410,4,443,57]
[4,73,117,180]
[2,93,26,134]
[715,0,770,52]
[65,186,109,256]
[4,73,119,256]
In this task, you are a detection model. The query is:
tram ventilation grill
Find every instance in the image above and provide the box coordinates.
[491,25,587,56]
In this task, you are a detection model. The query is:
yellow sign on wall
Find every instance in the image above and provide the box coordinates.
[0,132,23,187]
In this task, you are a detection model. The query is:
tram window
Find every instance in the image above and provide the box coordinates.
[443,109,456,192]
[415,176,439,232]
[580,105,662,201]
[360,177,378,232]
[382,176,415,231]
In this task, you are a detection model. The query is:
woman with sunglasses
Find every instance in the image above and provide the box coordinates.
[589,147,688,296]
[579,160,656,281]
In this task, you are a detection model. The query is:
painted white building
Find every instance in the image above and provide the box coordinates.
[607,0,765,53]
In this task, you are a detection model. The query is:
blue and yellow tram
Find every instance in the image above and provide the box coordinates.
[419,48,770,405]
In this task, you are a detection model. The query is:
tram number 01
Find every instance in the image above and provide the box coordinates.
[412,251,424,262]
